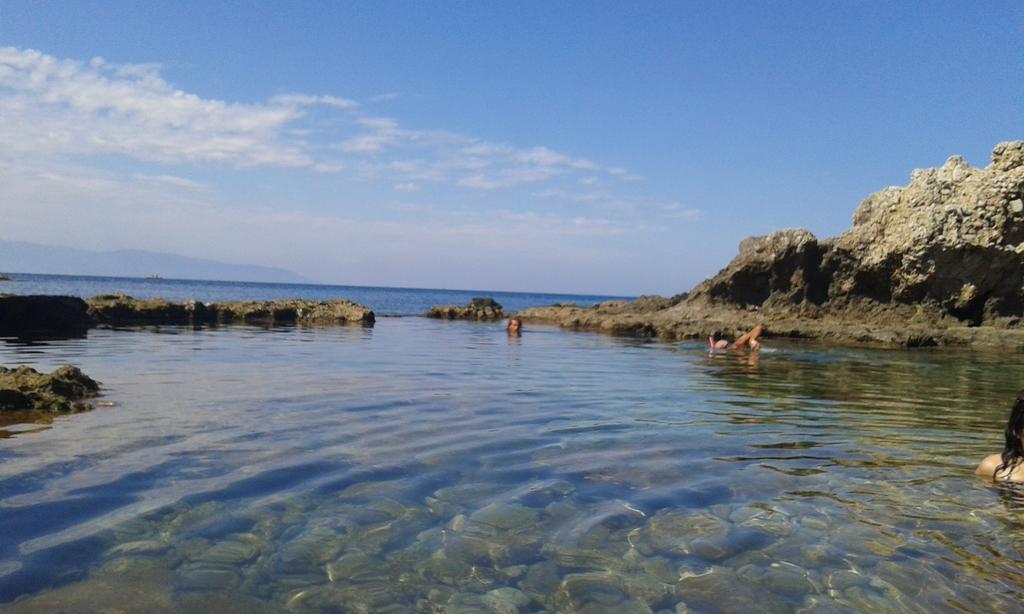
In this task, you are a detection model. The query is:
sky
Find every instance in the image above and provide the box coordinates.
[1,2,1021,295]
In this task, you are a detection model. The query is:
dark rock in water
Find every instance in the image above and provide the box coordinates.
[0,295,92,337]
[0,365,100,412]
[425,298,505,321]
[0,275,12,281]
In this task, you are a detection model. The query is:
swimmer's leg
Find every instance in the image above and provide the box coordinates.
[731,325,764,349]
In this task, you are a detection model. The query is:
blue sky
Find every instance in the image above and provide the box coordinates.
[1,2,1021,295]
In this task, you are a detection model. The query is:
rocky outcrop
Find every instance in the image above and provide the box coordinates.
[86,294,375,327]
[212,299,375,325]
[691,141,1024,325]
[425,297,506,321]
[0,365,100,412]
[0,295,93,337]
[87,294,210,325]
[687,229,831,309]
[519,141,1024,348]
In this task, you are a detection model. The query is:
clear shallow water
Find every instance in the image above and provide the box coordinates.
[0,320,1023,612]
[0,273,629,315]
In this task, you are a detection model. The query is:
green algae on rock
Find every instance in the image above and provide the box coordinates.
[0,365,100,412]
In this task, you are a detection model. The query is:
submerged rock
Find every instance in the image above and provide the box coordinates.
[425,297,506,321]
[0,365,100,412]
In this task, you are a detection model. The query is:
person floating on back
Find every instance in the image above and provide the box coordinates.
[977,391,1024,482]
[709,325,763,351]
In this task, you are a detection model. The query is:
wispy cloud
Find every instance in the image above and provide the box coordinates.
[0,46,636,192]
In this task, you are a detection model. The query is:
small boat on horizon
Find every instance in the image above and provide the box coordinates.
[144,274,163,280]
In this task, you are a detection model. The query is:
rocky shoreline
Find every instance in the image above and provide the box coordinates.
[519,141,1024,349]
[1,141,1021,350]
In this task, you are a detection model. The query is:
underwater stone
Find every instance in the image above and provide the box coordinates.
[178,565,241,590]
[468,503,539,532]
[483,587,531,614]
[107,539,170,556]
[736,563,814,597]
[197,535,260,565]
[554,572,629,611]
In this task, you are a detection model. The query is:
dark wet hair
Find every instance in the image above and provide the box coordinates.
[506,318,522,331]
[995,391,1024,479]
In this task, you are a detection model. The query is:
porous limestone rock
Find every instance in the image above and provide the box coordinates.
[425,297,506,321]
[0,365,100,412]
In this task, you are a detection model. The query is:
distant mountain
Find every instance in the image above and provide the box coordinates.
[0,240,311,284]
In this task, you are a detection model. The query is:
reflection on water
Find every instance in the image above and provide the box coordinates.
[1,320,1023,611]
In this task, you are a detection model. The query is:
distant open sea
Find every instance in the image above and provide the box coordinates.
[0,272,632,315]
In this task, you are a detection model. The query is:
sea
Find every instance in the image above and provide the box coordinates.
[1,273,1023,611]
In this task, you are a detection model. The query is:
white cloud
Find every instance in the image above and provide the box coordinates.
[0,47,643,195]
[134,174,206,190]
[269,93,359,109]
[0,47,309,167]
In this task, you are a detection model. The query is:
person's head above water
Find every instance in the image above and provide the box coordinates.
[998,391,1024,475]
[507,318,522,334]
[976,391,1024,481]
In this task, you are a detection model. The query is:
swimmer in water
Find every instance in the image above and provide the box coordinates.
[507,318,522,336]
[709,325,763,351]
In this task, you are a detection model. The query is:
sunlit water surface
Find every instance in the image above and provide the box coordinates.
[1,319,1023,612]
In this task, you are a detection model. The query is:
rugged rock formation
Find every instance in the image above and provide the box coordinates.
[425,297,506,321]
[0,295,93,337]
[520,141,1024,348]
[690,141,1024,325]
[0,365,100,412]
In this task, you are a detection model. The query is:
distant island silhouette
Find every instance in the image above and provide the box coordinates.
[0,239,310,284]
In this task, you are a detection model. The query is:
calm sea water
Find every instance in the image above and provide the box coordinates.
[0,273,630,315]
[1,317,1024,610]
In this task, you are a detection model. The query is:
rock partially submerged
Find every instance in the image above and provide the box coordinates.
[426,297,506,321]
[520,141,1024,348]
[212,299,376,325]
[0,294,376,336]
[0,295,93,337]
[87,294,209,325]
[0,365,100,412]
[86,294,376,327]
